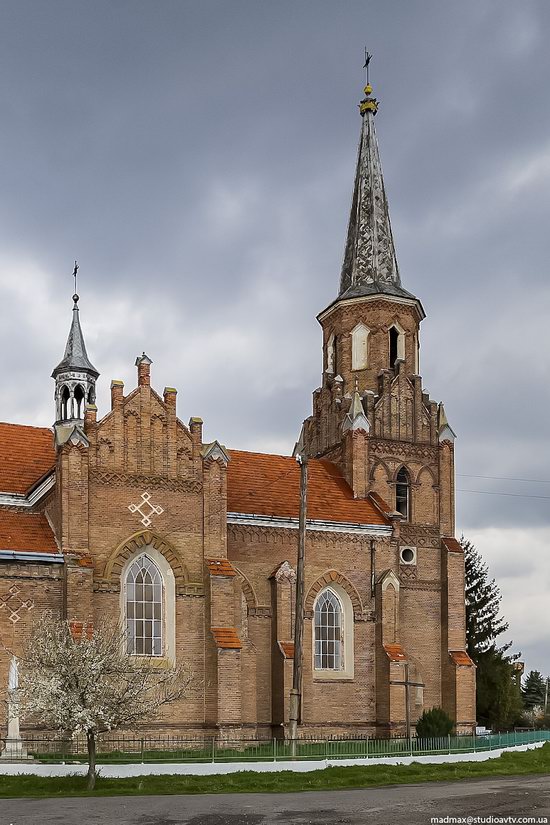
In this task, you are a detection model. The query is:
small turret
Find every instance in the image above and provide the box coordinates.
[52,268,99,444]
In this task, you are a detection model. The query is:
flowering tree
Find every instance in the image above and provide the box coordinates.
[20,617,191,789]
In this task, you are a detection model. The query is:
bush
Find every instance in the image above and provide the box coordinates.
[415,707,454,738]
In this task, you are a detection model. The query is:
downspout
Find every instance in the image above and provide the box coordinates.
[370,538,376,598]
[62,557,68,620]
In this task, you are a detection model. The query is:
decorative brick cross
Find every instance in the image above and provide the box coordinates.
[128,491,164,527]
[0,584,34,624]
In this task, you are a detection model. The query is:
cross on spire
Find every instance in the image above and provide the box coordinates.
[363,49,372,86]
[72,260,79,304]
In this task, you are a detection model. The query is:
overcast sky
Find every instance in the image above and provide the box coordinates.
[1,0,548,677]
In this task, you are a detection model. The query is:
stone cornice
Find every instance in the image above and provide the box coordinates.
[227,512,391,537]
[317,293,425,325]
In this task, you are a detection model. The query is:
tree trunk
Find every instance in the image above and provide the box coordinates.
[86,729,97,791]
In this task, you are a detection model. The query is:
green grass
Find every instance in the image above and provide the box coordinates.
[0,742,549,798]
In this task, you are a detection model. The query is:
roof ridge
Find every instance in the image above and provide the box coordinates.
[227,448,293,459]
[227,448,340,468]
[0,421,53,433]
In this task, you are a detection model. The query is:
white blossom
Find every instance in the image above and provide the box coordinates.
[20,616,191,788]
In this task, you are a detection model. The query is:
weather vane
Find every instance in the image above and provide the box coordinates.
[72,260,79,302]
[364,49,373,86]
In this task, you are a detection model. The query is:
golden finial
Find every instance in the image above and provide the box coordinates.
[360,50,378,115]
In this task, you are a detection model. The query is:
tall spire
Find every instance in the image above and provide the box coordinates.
[339,72,416,301]
[52,293,99,378]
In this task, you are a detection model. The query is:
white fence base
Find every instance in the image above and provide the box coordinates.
[0,741,545,778]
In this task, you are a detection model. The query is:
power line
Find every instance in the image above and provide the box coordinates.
[457,488,550,501]
[457,473,550,485]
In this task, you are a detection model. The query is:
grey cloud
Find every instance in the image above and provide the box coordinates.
[1,0,549,669]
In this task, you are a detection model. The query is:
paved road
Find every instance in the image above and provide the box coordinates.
[1,775,549,824]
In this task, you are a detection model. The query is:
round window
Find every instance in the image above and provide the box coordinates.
[400,547,415,564]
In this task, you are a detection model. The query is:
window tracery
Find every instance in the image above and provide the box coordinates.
[125,554,163,656]
[314,588,343,670]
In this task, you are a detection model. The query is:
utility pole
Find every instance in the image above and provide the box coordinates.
[289,453,308,750]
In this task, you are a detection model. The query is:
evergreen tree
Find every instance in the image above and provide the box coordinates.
[462,537,509,661]
[416,707,454,738]
[475,647,523,730]
[462,537,522,729]
[522,670,546,710]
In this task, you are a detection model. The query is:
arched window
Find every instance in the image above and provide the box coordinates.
[333,334,339,375]
[351,324,369,371]
[125,554,163,656]
[395,467,410,520]
[389,324,405,369]
[73,384,85,418]
[60,385,70,420]
[314,588,343,671]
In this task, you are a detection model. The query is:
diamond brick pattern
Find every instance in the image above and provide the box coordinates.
[0,584,34,624]
[128,491,164,527]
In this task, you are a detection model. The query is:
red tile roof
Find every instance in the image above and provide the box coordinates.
[449,650,474,667]
[384,643,407,662]
[211,627,242,650]
[0,510,59,554]
[227,450,389,526]
[206,558,237,577]
[369,492,397,518]
[0,423,55,495]
[278,641,295,659]
[442,537,463,554]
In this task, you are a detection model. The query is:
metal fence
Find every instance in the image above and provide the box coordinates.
[1,729,549,764]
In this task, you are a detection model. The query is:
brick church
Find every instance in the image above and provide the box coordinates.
[0,80,475,739]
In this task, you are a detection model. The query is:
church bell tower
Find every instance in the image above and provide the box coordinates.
[298,76,456,535]
[51,269,99,446]
[297,71,475,733]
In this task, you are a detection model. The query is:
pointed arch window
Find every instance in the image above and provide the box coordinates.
[389,324,405,369]
[125,554,163,656]
[333,334,339,375]
[314,588,343,671]
[73,384,85,419]
[395,467,410,520]
[60,385,70,420]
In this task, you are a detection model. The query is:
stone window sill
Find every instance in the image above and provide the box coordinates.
[313,672,354,682]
